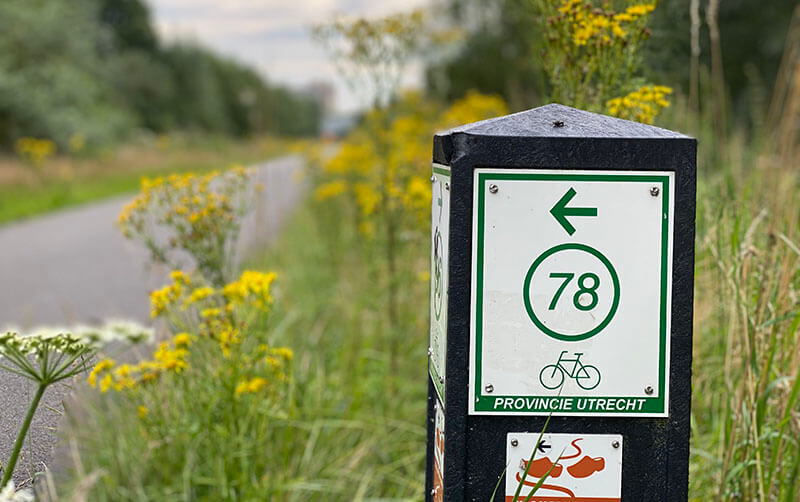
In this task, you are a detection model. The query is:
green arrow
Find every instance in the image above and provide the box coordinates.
[550,187,597,235]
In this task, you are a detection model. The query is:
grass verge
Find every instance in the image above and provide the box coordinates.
[0,135,286,226]
[49,134,799,501]
[51,199,427,501]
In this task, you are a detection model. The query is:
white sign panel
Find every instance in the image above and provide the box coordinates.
[429,163,450,403]
[505,432,622,502]
[470,169,674,416]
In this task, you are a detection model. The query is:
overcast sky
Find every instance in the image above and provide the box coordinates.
[145,0,431,113]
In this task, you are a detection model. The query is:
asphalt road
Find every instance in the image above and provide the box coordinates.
[0,155,305,487]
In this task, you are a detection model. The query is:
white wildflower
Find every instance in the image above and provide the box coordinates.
[0,481,34,502]
[0,320,152,356]
[101,319,154,344]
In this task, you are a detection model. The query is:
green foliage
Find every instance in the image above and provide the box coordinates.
[0,0,320,151]
[313,9,428,107]
[51,205,427,500]
[0,0,135,148]
[425,0,546,110]
[97,0,159,52]
[429,0,797,125]
[645,0,798,121]
[531,0,662,114]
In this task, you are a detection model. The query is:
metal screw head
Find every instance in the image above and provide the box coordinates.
[430,175,436,183]
[650,186,660,197]
[427,347,433,357]
[553,120,565,128]
[612,440,620,449]
[439,376,444,384]
[510,439,519,447]
[485,384,494,393]
[445,182,450,191]
[645,385,654,395]
[488,184,499,194]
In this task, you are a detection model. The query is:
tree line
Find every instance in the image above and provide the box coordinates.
[0,0,321,151]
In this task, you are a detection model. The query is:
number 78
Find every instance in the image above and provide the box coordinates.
[548,272,600,311]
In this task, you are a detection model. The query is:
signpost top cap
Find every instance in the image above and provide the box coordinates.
[436,103,691,140]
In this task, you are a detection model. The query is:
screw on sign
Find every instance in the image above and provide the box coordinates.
[506,433,623,502]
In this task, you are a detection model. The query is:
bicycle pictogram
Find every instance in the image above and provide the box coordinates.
[539,351,601,390]
[433,229,444,320]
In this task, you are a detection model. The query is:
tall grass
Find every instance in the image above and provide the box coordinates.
[50,134,799,500]
[50,198,427,500]
[690,138,800,500]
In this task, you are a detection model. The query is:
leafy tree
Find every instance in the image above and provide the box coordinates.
[0,0,321,150]
[425,0,545,111]
[0,0,134,147]
[97,0,158,53]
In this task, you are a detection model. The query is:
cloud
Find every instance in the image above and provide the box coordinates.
[145,0,430,112]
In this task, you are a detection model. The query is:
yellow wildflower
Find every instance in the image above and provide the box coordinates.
[88,358,115,388]
[170,270,191,285]
[353,182,380,216]
[173,333,192,347]
[201,307,221,319]
[138,406,148,419]
[222,270,276,309]
[265,356,282,371]
[606,85,672,124]
[235,377,268,396]
[149,279,184,318]
[99,373,113,393]
[314,180,348,201]
[626,4,655,17]
[218,326,240,357]
[186,286,215,305]
[15,137,56,165]
[270,347,294,361]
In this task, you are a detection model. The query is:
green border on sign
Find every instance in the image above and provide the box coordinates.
[433,165,451,176]
[473,171,671,414]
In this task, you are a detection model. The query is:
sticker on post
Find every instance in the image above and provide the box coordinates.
[505,432,622,502]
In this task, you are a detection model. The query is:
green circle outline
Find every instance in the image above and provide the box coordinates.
[523,243,620,342]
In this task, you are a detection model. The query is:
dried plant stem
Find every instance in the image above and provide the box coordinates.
[689,0,701,114]
[706,0,727,143]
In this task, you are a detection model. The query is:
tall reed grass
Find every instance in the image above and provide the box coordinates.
[689,136,799,501]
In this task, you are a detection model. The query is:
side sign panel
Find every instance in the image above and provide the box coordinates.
[470,169,674,416]
[429,163,450,403]
[505,432,622,502]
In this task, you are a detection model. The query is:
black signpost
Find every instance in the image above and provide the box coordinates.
[425,104,696,501]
